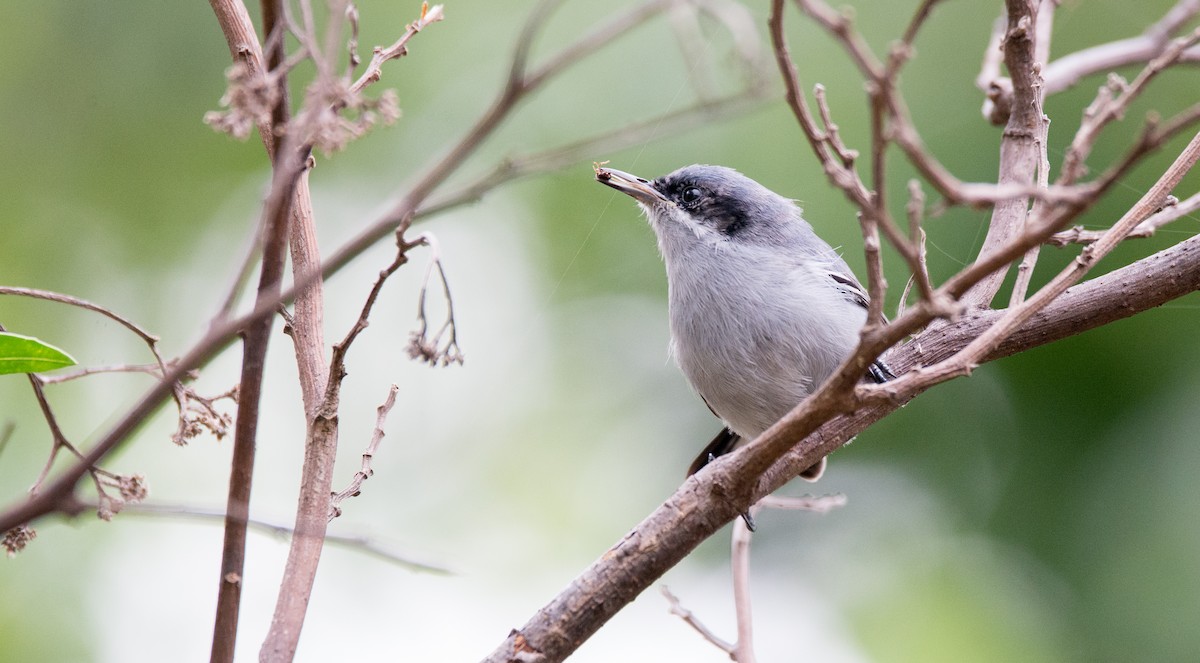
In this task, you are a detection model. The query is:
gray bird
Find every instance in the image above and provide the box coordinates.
[595,163,892,483]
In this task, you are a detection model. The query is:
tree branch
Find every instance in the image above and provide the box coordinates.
[107,502,448,574]
[962,0,1046,308]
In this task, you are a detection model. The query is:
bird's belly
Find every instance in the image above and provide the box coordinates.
[675,334,819,440]
[670,289,863,440]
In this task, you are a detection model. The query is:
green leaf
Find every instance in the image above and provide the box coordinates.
[0,332,77,375]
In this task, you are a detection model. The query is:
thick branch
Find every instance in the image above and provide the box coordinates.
[963,0,1045,308]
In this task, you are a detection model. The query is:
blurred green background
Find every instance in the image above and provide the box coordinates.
[2,1,1198,661]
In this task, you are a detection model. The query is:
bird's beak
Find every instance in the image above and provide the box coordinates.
[594,164,671,207]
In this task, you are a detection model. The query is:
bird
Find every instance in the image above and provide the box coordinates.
[595,163,893,488]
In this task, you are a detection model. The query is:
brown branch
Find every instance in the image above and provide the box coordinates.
[1006,0,1057,307]
[766,227,1200,487]
[730,514,757,663]
[209,98,294,663]
[0,287,160,346]
[417,91,769,221]
[209,0,302,658]
[981,0,1200,123]
[0,292,270,533]
[329,384,399,520]
[35,363,163,385]
[792,0,883,79]
[812,84,859,173]
[771,0,956,320]
[1060,26,1200,185]
[758,493,848,513]
[210,1,445,658]
[309,0,682,293]
[109,502,449,574]
[660,586,735,654]
[1049,191,1200,246]
[904,180,937,307]
[348,5,444,94]
[263,149,398,663]
[664,494,846,660]
[961,0,1046,309]
[0,326,152,529]
[977,14,1010,124]
[771,1,872,210]
[1042,0,1200,96]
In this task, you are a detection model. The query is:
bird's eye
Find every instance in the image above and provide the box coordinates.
[681,187,703,204]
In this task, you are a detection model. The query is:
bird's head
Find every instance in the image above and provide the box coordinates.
[594,163,801,251]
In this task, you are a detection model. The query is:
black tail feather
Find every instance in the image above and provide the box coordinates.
[867,358,896,384]
[687,427,740,477]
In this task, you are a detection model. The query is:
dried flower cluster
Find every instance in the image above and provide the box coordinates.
[95,472,149,521]
[405,329,464,367]
[172,384,238,446]
[203,62,282,140]
[2,524,36,557]
[303,83,401,156]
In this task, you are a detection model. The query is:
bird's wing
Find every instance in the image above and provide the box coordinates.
[826,270,871,311]
[821,267,897,384]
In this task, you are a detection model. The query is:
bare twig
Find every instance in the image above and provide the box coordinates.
[348,4,444,94]
[1042,0,1200,97]
[792,0,883,79]
[0,286,236,448]
[668,2,719,100]
[977,14,1011,124]
[1060,26,1200,185]
[214,2,443,659]
[904,180,936,306]
[35,363,163,384]
[0,287,159,346]
[0,320,139,527]
[210,93,293,663]
[1007,0,1058,307]
[981,0,1200,123]
[329,384,400,520]
[813,84,858,168]
[660,586,735,654]
[663,494,846,661]
[730,513,757,663]
[417,91,768,220]
[1010,86,1054,304]
[961,0,1047,309]
[759,493,848,513]
[105,502,449,574]
[1049,192,1200,246]
[770,0,958,320]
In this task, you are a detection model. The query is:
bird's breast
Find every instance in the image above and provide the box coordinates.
[665,251,864,439]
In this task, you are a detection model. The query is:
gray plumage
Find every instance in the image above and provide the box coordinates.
[596,164,891,479]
